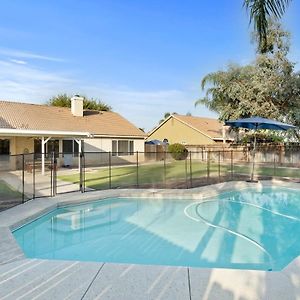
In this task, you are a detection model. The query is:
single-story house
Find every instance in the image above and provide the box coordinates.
[0,97,146,172]
[147,114,233,146]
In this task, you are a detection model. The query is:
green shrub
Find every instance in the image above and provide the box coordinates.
[241,132,284,144]
[168,143,188,160]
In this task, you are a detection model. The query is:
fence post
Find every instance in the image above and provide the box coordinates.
[109,152,112,189]
[207,150,210,181]
[52,152,57,196]
[33,153,35,199]
[136,151,139,188]
[273,153,276,177]
[218,151,221,181]
[79,152,83,193]
[22,154,25,203]
[189,151,193,188]
[55,155,57,196]
[185,156,188,188]
[163,151,166,188]
[83,152,86,192]
[231,150,233,180]
[279,145,283,165]
[50,154,53,197]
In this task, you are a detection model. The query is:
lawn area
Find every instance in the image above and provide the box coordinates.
[234,164,300,178]
[0,180,23,200]
[58,160,300,190]
[58,160,230,189]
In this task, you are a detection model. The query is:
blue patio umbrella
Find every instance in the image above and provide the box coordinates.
[225,116,296,181]
[145,139,167,145]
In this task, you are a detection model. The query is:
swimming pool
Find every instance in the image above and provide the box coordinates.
[13,187,300,271]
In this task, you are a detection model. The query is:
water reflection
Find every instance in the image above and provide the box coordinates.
[13,187,300,271]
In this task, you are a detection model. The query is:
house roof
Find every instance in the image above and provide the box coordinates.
[0,101,145,138]
[174,115,225,139]
[148,114,226,140]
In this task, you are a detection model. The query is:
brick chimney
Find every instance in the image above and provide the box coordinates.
[71,95,83,117]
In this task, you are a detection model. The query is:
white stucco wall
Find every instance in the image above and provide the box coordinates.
[82,137,145,166]
[83,137,145,152]
[0,136,145,170]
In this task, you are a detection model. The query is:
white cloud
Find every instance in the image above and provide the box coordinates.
[0,60,74,103]
[0,60,72,82]
[0,47,64,62]
[78,84,216,131]
[0,59,216,131]
[9,59,27,65]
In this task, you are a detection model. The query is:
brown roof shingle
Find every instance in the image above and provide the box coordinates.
[0,101,145,137]
[173,114,224,139]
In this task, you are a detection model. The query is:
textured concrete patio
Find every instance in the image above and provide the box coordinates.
[1,170,81,197]
[1,181,300,299]
[0,170,81,211]
[1,257,299,300]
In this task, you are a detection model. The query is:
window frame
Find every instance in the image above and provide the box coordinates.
[111,139,134,156]
[63,139,79,157]
[0,139,10,155]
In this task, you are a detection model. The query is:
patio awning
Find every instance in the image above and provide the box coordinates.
[0,128,92,138]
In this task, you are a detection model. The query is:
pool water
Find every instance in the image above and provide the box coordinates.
[13,187,300,271]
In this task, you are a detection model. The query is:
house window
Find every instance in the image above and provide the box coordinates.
[63,140,79,155]
[112,140,117,156]
[47,140,59,154]
[34,139,41,154]
[112,140,134,156]
[129,141,134,155]
[0,139,9,155]
[118,140,129,155]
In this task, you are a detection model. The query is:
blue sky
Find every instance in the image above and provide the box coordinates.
[0,0,299,131]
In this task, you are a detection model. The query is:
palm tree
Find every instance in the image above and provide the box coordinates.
[244,0,291,53]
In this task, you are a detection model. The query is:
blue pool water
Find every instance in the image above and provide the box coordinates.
[13,187,300,271]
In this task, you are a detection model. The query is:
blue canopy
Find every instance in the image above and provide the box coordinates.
[225,116,296,182]
[225,116,296,131]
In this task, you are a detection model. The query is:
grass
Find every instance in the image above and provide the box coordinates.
[234,164,300,178]
[0,180,23,200]
[58,160,230,189]
[58,159,300,190]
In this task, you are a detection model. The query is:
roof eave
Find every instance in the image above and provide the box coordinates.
[92,134,146,139]
[0,129,91,137]
[213,137,234,141]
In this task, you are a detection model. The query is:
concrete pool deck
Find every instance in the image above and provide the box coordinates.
[1,180,300,299]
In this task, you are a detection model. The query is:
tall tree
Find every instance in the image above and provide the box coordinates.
[244,0,291,53]
[48,94,112,111]
[195,22,300,129]
[159,112,177,124]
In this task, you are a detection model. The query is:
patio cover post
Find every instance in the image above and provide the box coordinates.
[41,136,51,175]
[74,139,82,171]
[58,139,63,158]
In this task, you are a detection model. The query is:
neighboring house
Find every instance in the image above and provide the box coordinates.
[147,114,232,146]
[0,97,145,172]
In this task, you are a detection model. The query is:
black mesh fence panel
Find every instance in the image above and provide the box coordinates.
[1,147,300,212]
[0,154,24,211]
[83,152,110,191]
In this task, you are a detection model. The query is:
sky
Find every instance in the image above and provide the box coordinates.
[0,0,299,132]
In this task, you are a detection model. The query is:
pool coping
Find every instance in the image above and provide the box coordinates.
[1,179,300,299]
